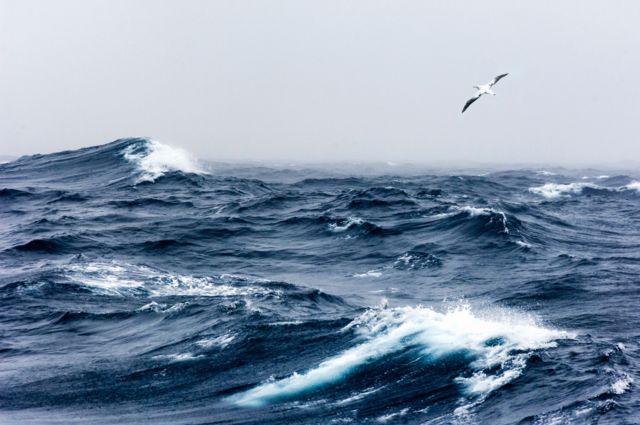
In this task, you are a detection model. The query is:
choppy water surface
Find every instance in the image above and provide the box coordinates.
[1,139,639,424]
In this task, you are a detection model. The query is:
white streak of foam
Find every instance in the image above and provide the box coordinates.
[153,352,203,362]
[196,333,236,349]
[123,140,207,182]
[64,262,277,298]
[353,270,383,278]
[376,408,410,423]
[335,387,381,406]
[233,304,573,407]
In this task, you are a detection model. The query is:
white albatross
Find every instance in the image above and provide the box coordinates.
[462,73,509,114]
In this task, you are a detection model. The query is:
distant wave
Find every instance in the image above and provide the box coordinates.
[122,139,208,183]
[529,181,640,199]
[528,182,597,199]
[0,138,208,188]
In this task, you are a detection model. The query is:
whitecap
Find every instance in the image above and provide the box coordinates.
[531,181,640,198]
[624,181,640,191]
[232,303,573,407]
[457,206,509,234]
[528,182,596,199]
[329,217,364,233]
[123,139,208,182]
[611,373,633,395]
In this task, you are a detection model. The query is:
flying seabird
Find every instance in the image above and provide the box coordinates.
[462,73,509,114]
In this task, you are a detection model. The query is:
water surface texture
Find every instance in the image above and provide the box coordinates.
[1,139,638,424]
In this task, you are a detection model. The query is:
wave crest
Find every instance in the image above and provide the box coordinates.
[232,303,573,407]
[123,139,207,182]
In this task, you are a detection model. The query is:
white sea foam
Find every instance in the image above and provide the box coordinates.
[611,373,633,395]
[137,301,188,313]
[625,181,640,191]
[528,182,595,199]
[431,205,508,233]
[65,262,146,296]
[153,352,203,362]
[457,206,509,234]
[232,303,573,407]
[123,140,207,182]
[335,387,381,406]
[376,408,410,423]
[530,180,640,198]
[429,211,457,220]
[64,261,277,298]
[196,333,236,349]
[353,270,383,278]
[329,217,364,232]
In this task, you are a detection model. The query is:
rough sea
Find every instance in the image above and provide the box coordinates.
[1,138,639,424]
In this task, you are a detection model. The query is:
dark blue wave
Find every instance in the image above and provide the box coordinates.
[1,139,638,424]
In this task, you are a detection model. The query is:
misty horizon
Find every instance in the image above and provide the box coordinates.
[2,1,640,165]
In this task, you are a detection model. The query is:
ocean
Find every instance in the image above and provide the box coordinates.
[1,138,638,424]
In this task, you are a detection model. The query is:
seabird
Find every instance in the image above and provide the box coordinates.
[462,73,508,114]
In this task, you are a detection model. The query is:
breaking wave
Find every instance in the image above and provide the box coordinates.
[232,303,573,407]
[122,139,208,182]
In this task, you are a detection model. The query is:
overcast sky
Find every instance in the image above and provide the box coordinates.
[2,1,640,165]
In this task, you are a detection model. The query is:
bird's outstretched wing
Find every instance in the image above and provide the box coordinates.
[462,93,482,113]
[489,73,508,87]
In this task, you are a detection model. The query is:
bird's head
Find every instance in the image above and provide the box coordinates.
[472,85,480,90]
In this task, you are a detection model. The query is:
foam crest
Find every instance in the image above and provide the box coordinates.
[529,182,596,199]
[233,304,572,407]
[123,139,207,182]
[611,373,633,395]
[456,206,509,234]
[530,181,640,198]
[457,206,497,217]
[329,217,364,232]
[625,181,640,191]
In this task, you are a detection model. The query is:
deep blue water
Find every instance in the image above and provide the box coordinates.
[1,138,639,424]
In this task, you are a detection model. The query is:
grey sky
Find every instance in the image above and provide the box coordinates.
[2,1,640,165]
